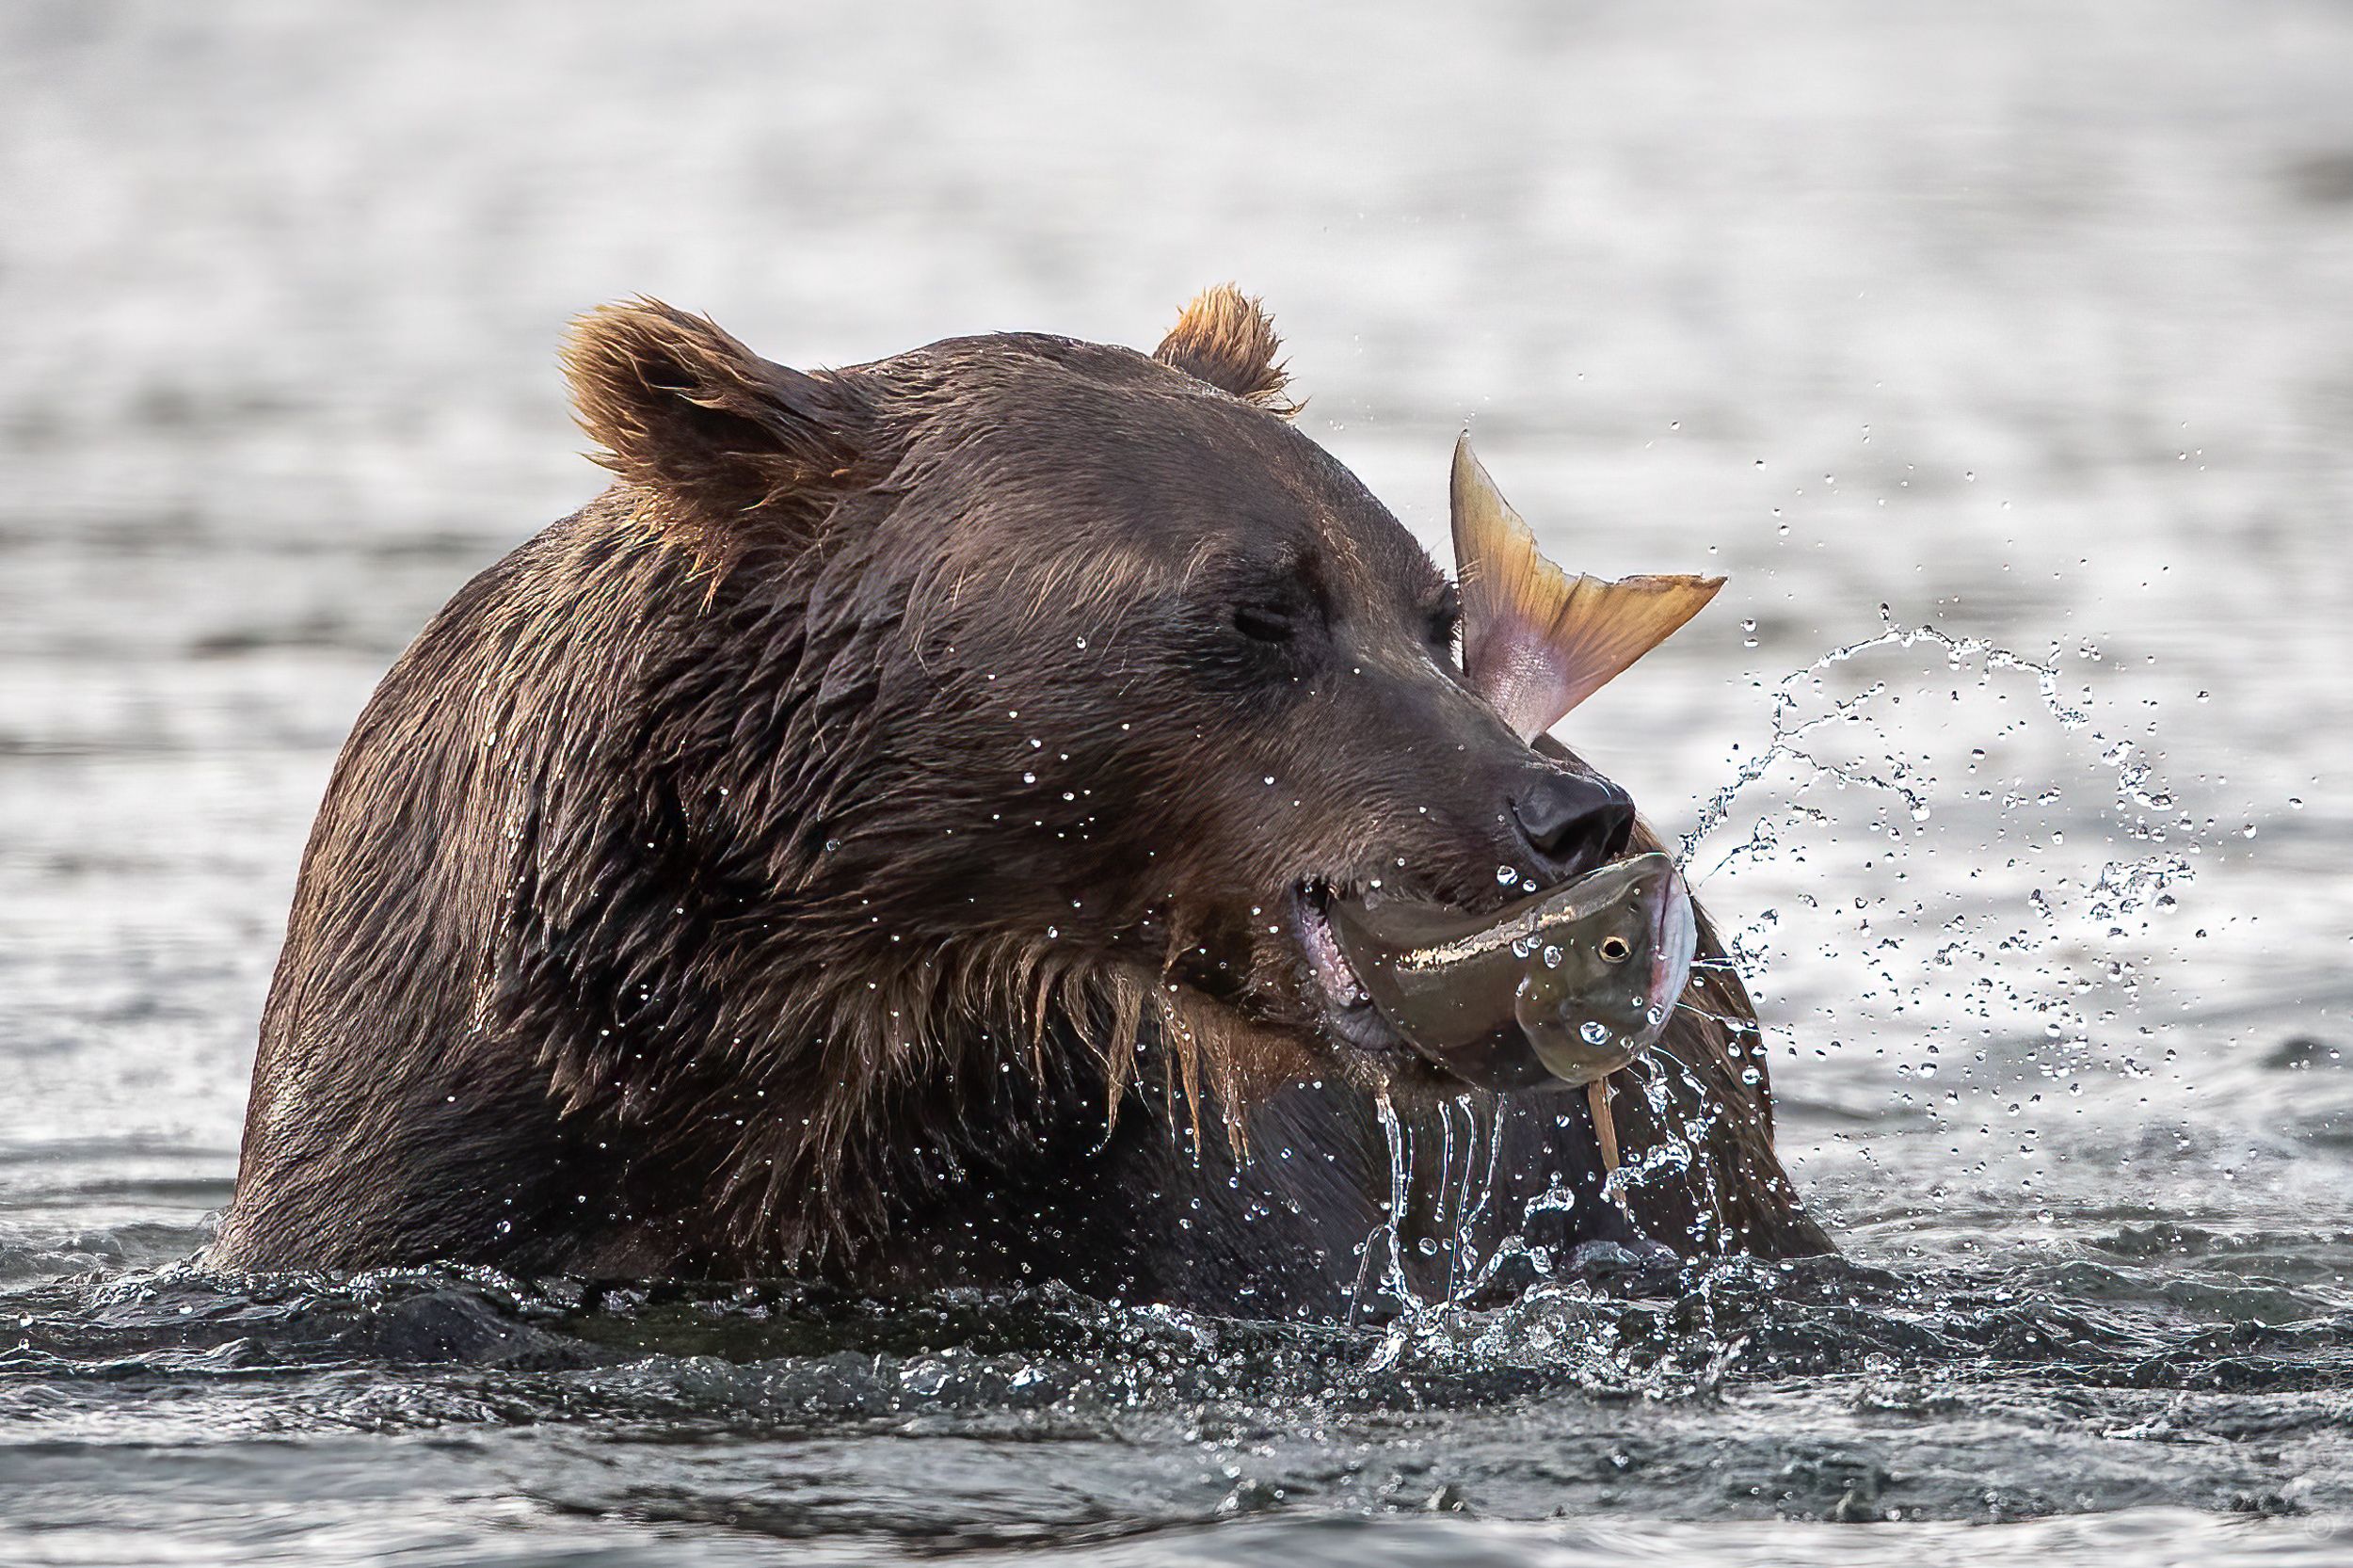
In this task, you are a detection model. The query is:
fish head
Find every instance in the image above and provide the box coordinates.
[1325,851,1696,1093]
[1512,852,1697,1084]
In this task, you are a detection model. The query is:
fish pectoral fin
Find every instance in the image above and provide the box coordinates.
[1450,434,1724,741]
[1587,1076,1621,1175]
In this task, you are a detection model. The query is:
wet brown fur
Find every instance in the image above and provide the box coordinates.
[1154,284,1297,414]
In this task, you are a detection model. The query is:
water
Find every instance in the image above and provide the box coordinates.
[4,2,2351,1562]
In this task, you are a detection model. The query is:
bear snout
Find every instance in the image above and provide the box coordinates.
[1507,768,1637,880]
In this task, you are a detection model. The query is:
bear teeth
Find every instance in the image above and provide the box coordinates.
[1295,883,1370,1010]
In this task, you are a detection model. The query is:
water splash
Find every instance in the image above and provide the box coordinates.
[1671,607,2192,1008]
[1361,1092,1545,1368]
[1359,606,2204,1352]
[1358,1086,1418,1333]
[1680,606,2178,877]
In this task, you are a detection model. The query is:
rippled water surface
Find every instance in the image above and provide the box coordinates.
[4,3,2352,1563]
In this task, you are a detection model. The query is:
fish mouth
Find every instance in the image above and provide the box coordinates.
[1643,860,1700,1023]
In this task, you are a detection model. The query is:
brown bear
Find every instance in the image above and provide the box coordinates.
[210,287,1826,1314]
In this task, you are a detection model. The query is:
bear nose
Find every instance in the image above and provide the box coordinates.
[1509,771,1637,876]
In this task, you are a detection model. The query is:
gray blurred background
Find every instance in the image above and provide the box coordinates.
[3,0,2349,1259]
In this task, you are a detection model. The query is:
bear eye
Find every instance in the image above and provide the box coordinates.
[1231,603,1297,645]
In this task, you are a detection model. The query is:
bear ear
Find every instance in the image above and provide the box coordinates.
[562,298,865,552]
[1153,284,1296,414]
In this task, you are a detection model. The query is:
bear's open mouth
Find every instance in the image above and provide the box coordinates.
[1292,880,1417,1059]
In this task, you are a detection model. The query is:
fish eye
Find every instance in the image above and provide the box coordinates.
[1598,935,1632,964]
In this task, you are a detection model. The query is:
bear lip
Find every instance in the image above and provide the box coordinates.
[1292,881,1415,1058]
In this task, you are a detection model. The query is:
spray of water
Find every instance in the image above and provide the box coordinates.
[1358,607,2196,1355]
[1679,605,2179,877]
